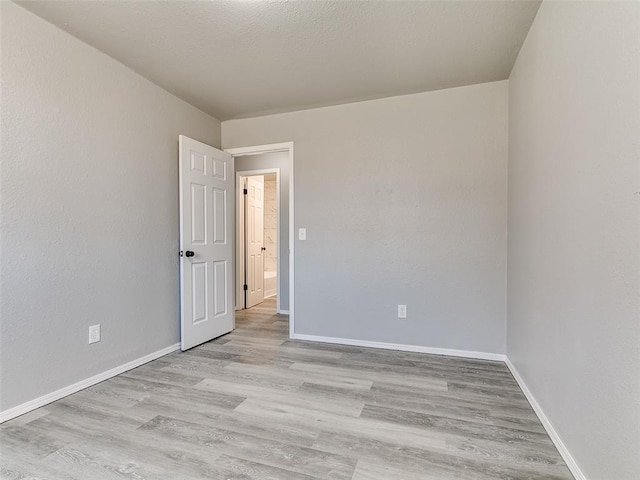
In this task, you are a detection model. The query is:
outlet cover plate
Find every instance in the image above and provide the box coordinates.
[89,324,101,344]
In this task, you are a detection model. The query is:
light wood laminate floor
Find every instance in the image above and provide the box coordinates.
[1,298,573,479]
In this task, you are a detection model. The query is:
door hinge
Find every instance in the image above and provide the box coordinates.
[179,250,184,257]
[243,284,248,291]
[243,188,248,195]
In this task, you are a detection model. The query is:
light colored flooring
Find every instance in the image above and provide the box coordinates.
[0,297,573,479]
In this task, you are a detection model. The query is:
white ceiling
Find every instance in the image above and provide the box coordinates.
[18,0,541,120]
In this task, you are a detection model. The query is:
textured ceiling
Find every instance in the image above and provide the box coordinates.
[18,0,541,120]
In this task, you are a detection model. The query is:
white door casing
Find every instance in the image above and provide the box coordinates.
[179,135,234,351]
[245,175,265,308]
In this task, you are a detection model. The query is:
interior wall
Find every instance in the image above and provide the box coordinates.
[235,153,290,311]
[0,2,221,412]
[507,2,640,478]
[263,173,278,274]
[263,173,278,297]
[224,81,508,354]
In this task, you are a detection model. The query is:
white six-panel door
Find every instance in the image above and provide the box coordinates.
[245,175,265,308]
[179,135,234,351]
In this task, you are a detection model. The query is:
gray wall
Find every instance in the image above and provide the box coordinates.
[223,81,508,354]
[0,3,221,412]
[235,152,290,311]
[507,2,640,479]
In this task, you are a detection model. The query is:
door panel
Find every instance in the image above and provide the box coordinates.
[212,188,226,244]
[213,260,228,317]
[191,183,207,244]
[179,135,234,351]
[191,262,208,324]
[245,176,264,308]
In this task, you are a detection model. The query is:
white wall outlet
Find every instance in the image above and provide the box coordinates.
[298,228,307,240]
[89,324,101,344]
[398,304,407,319]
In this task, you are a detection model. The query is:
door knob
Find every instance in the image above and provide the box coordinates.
[261,247,266,251]
[185,250,195,257]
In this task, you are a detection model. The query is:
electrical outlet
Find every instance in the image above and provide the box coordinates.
[89,324,101,344]
[298,228,307,241]
[398,304,407,319]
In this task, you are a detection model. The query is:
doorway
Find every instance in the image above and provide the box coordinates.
[237,170,279,310]
[227,143,294,338]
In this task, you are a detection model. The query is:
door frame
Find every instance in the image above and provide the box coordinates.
[236,168,280,311]
[225,142,295,339]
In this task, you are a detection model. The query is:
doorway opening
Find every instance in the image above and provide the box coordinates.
[237,170,279,310]
[226,143,294,338]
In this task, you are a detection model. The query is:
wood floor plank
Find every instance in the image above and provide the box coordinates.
[211,454,324,480]
[226,362,374,391]
[138,415,357,479]
[0,424,66,458]
[128,396,320,448]
[360,403,552,446]
[22,412,226,478]
[234,397,448,452]
[290,360,449,392]
[298,381,542,433]
[196,377,365,417]
[351,459,443,480]
[369,382,536,415]
[314,431,572,480]
[0,297,573,480]
[203,340,345,361]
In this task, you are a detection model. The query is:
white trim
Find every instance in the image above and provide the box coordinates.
[0,343,180,424]
[226,143,292,156]
[264,290,277,298]
[291,334,506,362]
[278,309,290,314]
[226,142,295,339]
[505,358,586,480]
[235,173,245,311]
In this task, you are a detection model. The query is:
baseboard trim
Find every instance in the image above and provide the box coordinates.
[264,290,277,299]
[0,343,180,424]
[504,357,586,480]
[278,309,290,314]
[291,334,506,362]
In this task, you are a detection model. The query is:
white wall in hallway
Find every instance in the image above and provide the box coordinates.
[263,174,278,298]
[263,173,278,275]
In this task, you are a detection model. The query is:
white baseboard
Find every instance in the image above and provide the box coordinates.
[504,358,586,480]
[0,343,180,424]
[291,334,506,362]
[278,309,290,314]
[264,290,277,298]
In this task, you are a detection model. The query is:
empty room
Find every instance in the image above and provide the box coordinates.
[0,1,638,479]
